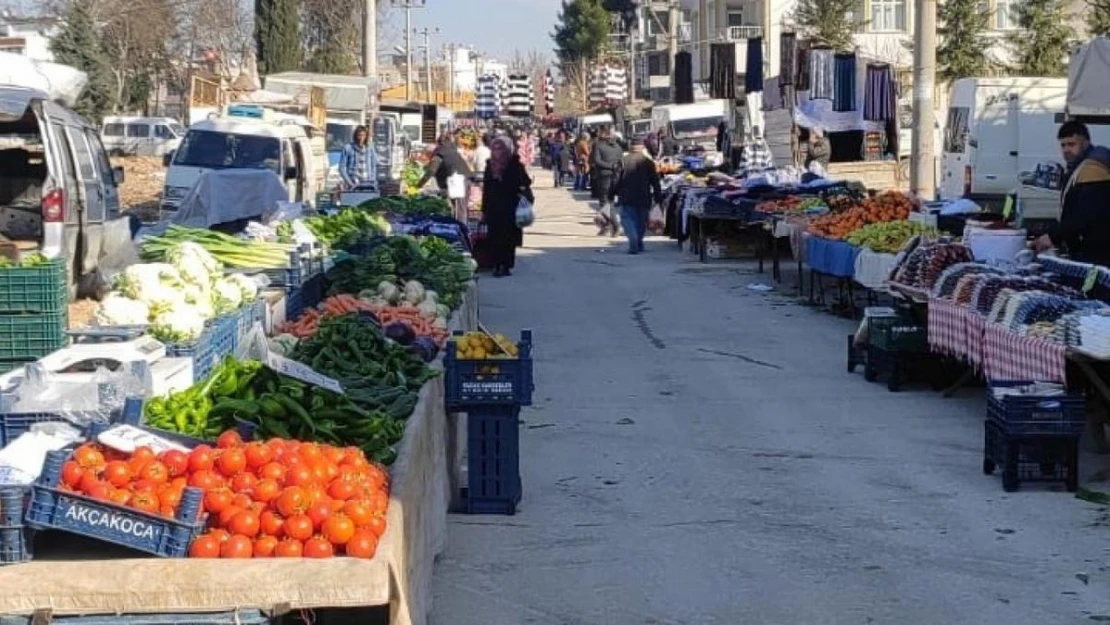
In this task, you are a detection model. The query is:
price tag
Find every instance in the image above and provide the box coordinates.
[1083,265,1099,294]
[97,424,191,455]
[265,351,344,395]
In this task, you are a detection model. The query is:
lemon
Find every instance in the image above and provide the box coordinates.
[471,347,487,359]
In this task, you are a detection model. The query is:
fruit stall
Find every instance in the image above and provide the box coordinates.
[0,193,532,625]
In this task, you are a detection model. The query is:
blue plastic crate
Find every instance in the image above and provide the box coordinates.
[463,405,521,515]
[0,405,118,448]
[987,382,1086,436]
[25,450,205,558]
[235,298,265,347]
[0,610,270,625]
[165,312,238,382]
[444,330,534,410]
[0,489,30,566]
[983,419,1079,492]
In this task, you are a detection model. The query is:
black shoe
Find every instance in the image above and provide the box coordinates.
[493,267,505,277]
[503,268,512,277]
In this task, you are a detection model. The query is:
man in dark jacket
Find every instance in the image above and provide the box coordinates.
[589,126,625,237]
[1034,121,1110,267]
[610,136,662,254]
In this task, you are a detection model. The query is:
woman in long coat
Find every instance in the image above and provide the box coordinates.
[483,137,534,277]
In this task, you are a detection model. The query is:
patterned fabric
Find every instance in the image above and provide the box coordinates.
[928,299,968,358]
[780,32,797,86]
[738,139,774,176]
[983,322,1067,383]
[809,49,835,100]
[864,64,896,121]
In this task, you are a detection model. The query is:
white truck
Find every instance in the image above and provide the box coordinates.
[651,100,728,156]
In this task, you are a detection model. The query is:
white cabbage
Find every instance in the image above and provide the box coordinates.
[212,279,243,314]
[149,308,206,344]
[166,242,220,286]
[95,293,151,326]
[223,273,259,302]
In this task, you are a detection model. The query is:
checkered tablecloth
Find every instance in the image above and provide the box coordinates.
[928,299,967,358]
[982,322,1067,383]
[966,310,986,370]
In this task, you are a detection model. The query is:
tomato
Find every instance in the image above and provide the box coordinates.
[344,529,379,559]
[365,466,387,492]
[343,500,375,528]
[306,499,333,529]
[132,446,156,464]
[283,514,314,541]
[257,462,286,482]
[253,535,278,557]
[158,450,189,477]
[217,448,247,477]
[60,461,85,489]
[85,482,111,501]
[303,536,334,558]
[108,488,132,506]
[130,479,159,495]
[259,510,285,538]
[322,514,355,545]
[217,505,244,528]
[252,479,280,504]
[101,461,131,488]
[324,446,346,465]
[220,534,253,558]
[73,445,106,471]
[243,442,273,470]
[330,498,346,513]
[128,447,155,475]
[230,472,257,494]
[78,471,104,495]
[159,487,183,510]
[203,488,233,514]
[304,483,329,507]
[169,476,188,491]
[274,538,303,558]
[275,486,308,517]
[160,505,177,518]
[217,430,243,449]
[342,447,366,464]
[365,514,387,538]
[130,492,160,514]
[228,510,261,538]
[207,528,231,543]
[189,533,222,558]
[283,464,314,488]
[299,444,323,464]
[188,446,216,473]
[230,493,253,509]
[139,461,169,485]
[369,490,389,516]
[327,479,358,502]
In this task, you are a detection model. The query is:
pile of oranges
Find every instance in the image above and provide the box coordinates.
[807,191,913,240]
[59,430,390,560]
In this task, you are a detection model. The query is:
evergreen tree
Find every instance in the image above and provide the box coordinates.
[937,0,992,82]
[551,0,611,66]
[1087,0,1110,38]
[793,0,861,50]
[254,0,302,74]
[1008,0,1074,76]
[49,2,115,121]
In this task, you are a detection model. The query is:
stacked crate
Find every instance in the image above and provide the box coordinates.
[0,259,68,373]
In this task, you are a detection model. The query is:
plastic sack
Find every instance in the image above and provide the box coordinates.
[515,196,535,228]
[446,173,467,199]
[648,205,665,234]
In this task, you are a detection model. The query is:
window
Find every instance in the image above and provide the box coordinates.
[727,11,744,27]
[326,123,356,152]
[153,125,174,139]
[67,127,97,181]
[647,52,670,76]
[125,123,149,138]
[172,130,282,173]
[85,130,115,187]
[995,0,1019,29]
[870,0,907,32]
[102,123,124,137]
[944,107,970,153]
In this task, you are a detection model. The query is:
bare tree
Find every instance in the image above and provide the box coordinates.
[556,59,590,113]
[508,49,552,82]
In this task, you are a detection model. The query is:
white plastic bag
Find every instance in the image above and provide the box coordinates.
[446,173,467,199]
[515,196,535,228]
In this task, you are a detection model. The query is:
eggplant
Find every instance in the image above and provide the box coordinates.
[384,321,416,346]
[409,336,439,363]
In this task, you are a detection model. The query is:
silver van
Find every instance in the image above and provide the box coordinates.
[101,116,184,157]
[0,86,128,296]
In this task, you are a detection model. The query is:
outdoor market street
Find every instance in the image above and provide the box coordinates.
[431,171,1110,625]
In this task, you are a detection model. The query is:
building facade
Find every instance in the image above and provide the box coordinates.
[0,16,59,62]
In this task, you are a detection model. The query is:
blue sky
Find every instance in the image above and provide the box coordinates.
[396,0,561,63]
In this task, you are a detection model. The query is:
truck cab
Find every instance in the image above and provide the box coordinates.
[651,100,728,156]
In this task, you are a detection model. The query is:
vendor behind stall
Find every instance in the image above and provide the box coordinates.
[806,127,831,171]
[1034,121,1110,266]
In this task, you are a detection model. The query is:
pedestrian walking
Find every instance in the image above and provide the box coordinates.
[574,132,591,191]
[549,131,571,188]
[738,126,775,177]
[337,125,376,189]
[482,136,534,278]
[610,136,662,255]
[589,126,624,237]
[472,134,492,176]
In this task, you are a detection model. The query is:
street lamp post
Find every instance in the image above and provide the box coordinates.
[390,0,426,101]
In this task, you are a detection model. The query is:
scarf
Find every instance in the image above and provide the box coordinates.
[489,136,515,179]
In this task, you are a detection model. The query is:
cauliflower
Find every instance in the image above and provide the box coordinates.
[182,283,214,319]
[222,273,259,303]
[166,242,220,286]
[212,278,243,314]
[115,263,185,302]
[149,308,206,344]
[95,293,151,326]
[403,280,425,305]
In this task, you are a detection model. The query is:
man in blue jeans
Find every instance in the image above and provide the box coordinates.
[609,136,662,254]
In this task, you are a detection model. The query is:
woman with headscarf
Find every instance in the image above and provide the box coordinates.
[483,136,534,277]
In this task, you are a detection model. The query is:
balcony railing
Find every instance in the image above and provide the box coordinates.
[726,25,763,41]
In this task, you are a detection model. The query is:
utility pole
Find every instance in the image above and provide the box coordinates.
[667,0,679,99]
[391,0,426,102]
[910,0,937,199]
[363,0,376,78]
[415,27,439,103]
[447,44,456,109]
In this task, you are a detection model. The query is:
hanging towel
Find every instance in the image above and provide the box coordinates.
[832,53,857,112]
[745,37,764,93]
[780,33,797,86]
[675,51,694,104]
[709,43,736,100]
[863,63,896,121]
[795,40,811,90]
[762,76,784,110]
[810,49,834,100]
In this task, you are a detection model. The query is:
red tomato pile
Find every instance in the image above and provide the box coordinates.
[59,430,390,560]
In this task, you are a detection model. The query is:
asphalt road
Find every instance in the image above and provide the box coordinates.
[431,171,1110,625]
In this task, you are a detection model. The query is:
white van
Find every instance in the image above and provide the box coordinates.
[101,116,184,157]
[651,100,728,153]
[161,113,317,213]
[940,77,1073,208]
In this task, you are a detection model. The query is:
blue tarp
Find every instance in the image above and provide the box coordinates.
[806,236,859,278]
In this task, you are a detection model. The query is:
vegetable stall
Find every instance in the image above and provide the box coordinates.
[0,192,515,625]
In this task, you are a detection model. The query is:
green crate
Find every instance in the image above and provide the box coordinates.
[0,311,67,359]
[868,313,928,353]
[0,259,67,313]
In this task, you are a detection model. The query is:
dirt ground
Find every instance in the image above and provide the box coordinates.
[112,155,164,222]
